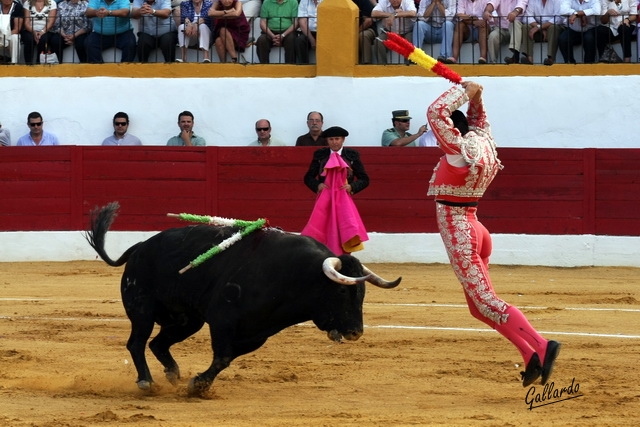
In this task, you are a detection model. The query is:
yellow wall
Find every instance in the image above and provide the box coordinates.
[316,0,359,76]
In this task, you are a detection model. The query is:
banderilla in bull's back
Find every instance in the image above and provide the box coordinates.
[167,212,268,273]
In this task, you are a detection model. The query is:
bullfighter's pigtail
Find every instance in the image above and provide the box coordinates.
[167,213,267,274]
[381,31,462,84]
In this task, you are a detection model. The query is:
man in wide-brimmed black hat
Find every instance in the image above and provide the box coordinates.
[303,126,368,195]
[301,126,369,255]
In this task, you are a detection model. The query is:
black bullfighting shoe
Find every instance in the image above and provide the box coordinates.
[520,352,542,387]
[540,340,561,385]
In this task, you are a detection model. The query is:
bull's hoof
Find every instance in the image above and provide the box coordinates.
[165,371,179,386]
[137,380,152,391]
[327,330,343,343]
[164,367,181,386]
[187,376,211,397]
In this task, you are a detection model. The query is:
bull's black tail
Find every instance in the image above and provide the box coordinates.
[84,201,139,267]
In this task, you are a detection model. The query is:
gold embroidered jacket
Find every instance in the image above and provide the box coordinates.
[426,86,502,202]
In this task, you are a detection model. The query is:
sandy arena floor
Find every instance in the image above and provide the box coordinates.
[0,261,638,426]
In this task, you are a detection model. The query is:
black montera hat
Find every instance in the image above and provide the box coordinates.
[321,126,349,138]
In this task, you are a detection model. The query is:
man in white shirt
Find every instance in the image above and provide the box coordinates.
[372,0,417,64]
[558,0,601,63]
[521,0,567,65]
[295,0,322,64]
[482,0,529,64]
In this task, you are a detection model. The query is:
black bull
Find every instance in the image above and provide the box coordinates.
[85,202,401,396]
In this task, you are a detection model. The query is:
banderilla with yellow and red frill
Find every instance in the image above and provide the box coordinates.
[379,31,462,85]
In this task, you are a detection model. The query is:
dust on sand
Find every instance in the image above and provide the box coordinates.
[1,262,638,426]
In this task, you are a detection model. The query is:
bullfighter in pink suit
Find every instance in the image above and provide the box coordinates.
[427,81,560,387]
[302,126,369,255]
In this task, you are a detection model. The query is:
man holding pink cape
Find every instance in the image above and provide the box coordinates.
[302,126,370,255]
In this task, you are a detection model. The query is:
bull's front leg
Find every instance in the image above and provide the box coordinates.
[187,327,269,397]
[187,356,233,397]
[186,321,243,397]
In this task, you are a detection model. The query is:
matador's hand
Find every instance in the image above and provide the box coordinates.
[317,183,328,194]
[462,81,482,100]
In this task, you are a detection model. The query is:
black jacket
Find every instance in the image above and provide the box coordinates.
[303,147,369,195]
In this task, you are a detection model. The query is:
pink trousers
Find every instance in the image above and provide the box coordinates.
[435,203,548,365]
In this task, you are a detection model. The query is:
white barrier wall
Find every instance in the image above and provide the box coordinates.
[1,74,639,266]
[1,75,638,148]
[2,231,639,267]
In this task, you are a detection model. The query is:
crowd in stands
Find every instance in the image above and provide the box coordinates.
[1,109,439,147]
[1,0,639,64]
[375,0,639,64]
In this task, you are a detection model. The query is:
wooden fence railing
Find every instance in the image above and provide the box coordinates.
[1,147,638,236]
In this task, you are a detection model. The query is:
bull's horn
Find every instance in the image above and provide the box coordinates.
[322,258,370,285]
[362,265,402,289]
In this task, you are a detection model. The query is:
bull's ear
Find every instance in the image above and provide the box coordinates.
[322,258,369,285]
[362,265,402,289]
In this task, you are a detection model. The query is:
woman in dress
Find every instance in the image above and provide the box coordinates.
[22,0,61,64]
[54,0,91,63]
[176,0,214,62]
[208,0,249,63]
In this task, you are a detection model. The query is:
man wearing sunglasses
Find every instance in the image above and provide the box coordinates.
[102,112,143,146]
[248,119,287,146]
[381,109,427,147]
[16,112,60,146]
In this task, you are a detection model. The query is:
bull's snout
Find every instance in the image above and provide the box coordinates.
[342,330,363,341]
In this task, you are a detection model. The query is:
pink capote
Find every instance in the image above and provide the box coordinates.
[301,152,368,255]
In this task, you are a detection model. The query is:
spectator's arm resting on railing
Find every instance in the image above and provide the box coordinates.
[482,3,494,22]
[507,6,523,22]
[298,17,316,47]
[24,8,34,33]
[208,0,242,18]
[260,16,275,39]
[45,7,57,33]
[360,16,374,32]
